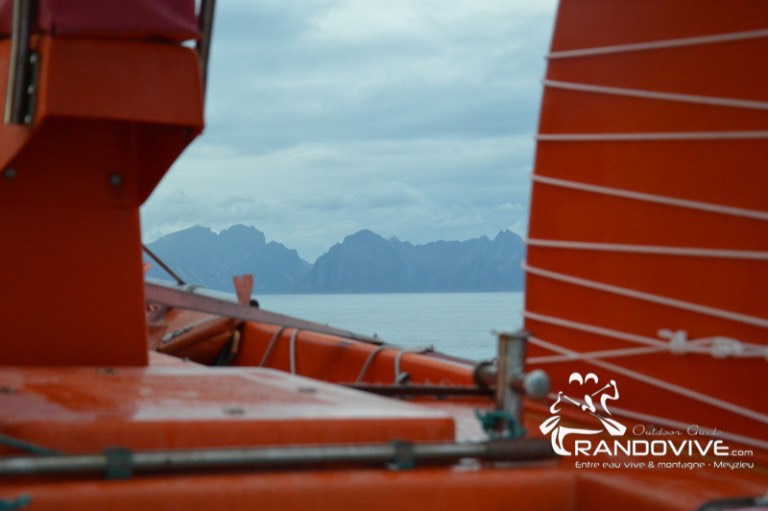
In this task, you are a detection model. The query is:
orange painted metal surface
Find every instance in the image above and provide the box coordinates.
[0,365,455,454]
[0,34,202,365]
[0,42,29,167]
[148,307,239,365]
[33,36,204,203]
[0,466,762,511]
[0,206,148,366]
[236,322,477,386]
[0,467,575,511]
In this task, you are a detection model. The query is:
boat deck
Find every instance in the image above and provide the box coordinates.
[0,355,455,454]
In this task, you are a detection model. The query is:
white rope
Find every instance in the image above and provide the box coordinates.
[524,310,668,349]
[531,174,768,222]
[258,326,287,367]
[356,346,390,383]
[523,310,768,361]
[523,263,768,329]
[530,345,665,364]
[536,130,768,142]
[659,329,768,359]
[526,238,768,260]
[394,345,434,381]
[547,28,768,60]
[160,315,221,344]
[544,79,768,111]
[529,335,768,426]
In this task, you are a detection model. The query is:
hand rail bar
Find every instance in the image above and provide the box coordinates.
[4,0,34,124]
[196,0,217,101]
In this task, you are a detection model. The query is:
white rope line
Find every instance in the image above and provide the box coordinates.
[356,346,389,383]
[526,238,768,260]
[547,28,768,60]
[523,263,768,329]
[258,326,287,367]
[658,329,768,358]
[523,310,768,361]
[356,345,434,383]
[394,345,434,381]
[530,345,665,364]
[524,310,668,349]
[531,174,768,222]
[536,130,768,142]
[544,79,768,111]
[529,335,768,426]
[160,315,222,344]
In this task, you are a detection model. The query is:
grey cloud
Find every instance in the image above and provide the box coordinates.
[142,1,558,260]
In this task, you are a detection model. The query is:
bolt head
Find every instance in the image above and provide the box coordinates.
[109,173,123,187]
[523,369,551,399]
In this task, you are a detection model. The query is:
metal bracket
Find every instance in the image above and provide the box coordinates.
[104,447,133,480]
[492,330,550,438]
[0,495,31,511]
[388,440,416,471]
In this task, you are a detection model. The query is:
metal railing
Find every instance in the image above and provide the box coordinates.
[0,438,556,479]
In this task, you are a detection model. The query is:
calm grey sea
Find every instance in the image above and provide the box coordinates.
[258,292,525,362]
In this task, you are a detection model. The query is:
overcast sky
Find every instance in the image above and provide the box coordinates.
[140,0,559,262]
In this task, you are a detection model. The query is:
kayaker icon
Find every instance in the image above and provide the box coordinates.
[539,372,627,455]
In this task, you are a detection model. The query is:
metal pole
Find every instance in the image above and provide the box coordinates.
[495,331,528,417]
[196,0,217,101]
[0,439,555,478]
[346,383,494,398]
[4,0,33,124]
[490,331,550,437]
[142,245,186,285]
[144,280,382,344]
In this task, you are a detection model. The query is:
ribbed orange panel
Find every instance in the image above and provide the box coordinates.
[525,0,768,445]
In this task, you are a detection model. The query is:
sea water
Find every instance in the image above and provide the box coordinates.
[257,292,525,362]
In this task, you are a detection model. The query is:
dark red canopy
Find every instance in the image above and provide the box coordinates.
[0,0,198,40]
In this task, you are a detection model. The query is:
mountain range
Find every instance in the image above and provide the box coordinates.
[145,225,525,294]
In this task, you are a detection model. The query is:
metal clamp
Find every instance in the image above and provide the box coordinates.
[104,447,133,480]
[0,495,31,511]
[388,440,416,471]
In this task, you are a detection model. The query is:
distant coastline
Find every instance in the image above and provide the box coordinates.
[145,224,525,295]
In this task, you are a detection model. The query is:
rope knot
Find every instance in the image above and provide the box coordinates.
[658,329,689,354]
[658,328,754,359]
[709,337,744,358]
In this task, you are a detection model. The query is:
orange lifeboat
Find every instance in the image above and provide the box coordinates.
[0,1,765,510]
